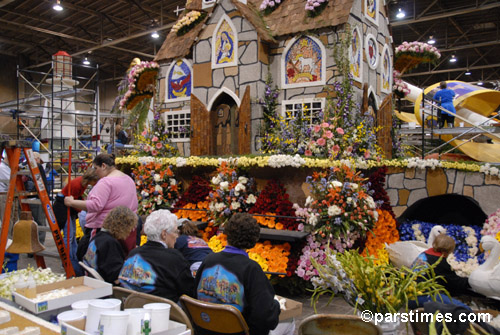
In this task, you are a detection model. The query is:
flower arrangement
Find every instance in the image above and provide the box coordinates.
[208,161,257,226]
[300,164,377,241]
[362,209,399,264]
[259,0,282,14]
[296,234,330,281]
[367,166,396,219]
[399,221,484,276]
[173,175,212,222]
[305,0,328,17]
[133,114,179,157]
[481,208,500,238]
[172,11,207,36]
[119,61,159,111]
[310,249,448,314]
[249,180,299,231]
[393,70,410,98]
[132,163,181,215]
[394,41,441,73]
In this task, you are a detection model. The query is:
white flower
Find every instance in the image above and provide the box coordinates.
[153,174,161,182]
[231,201,241,210]
[346,197,353,204]
[372,210,379,221]
[215,203,225,212]
[305,196,314,207]
[350,183,358,190]
[156,199,162,205]
[176,157,187,167]
[212,175,222,185]
[219,181,229,191]
[235,183,246,193]
[308,214,319,226]
[329,181,343,188]
[154,185,162,192]
[141,190,149,197]
[238,176,248,184]
[169,178,177,186]
[365,196,376,209]
[327,205,341,216]
[246,194,257,204]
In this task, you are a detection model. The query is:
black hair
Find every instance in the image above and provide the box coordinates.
[440,81,447,89]
[93,153,115,167]
[225,213,260,250]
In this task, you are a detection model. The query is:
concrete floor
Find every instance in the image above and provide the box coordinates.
[15,235,417,334]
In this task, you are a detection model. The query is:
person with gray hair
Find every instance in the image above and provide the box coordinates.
[119,209,194,302]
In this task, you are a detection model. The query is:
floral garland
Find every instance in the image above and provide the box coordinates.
[482,208,500,238]
[249,180,299,231]
[393,70,410,98]
[119,61,159,111]
[116,155,497,176]
[132,163,181,215]
[172,11,207,36]
[399,221,484,276]
[208,162,257,226]
[299,165,377,241]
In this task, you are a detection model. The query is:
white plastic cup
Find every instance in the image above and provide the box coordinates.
[57,310,86,330]
[85,299,119,334]
[460,122,465,127]
[104,298,122,311]
[125,308,146,335]
[98,310,130,335]
[71,299,90,316]
[143,303,171,333]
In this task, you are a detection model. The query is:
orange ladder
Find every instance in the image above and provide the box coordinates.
[0,140,75,278]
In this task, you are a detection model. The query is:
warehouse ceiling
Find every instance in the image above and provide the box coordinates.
[0,0,499,91]
[388,0,500,92]
[0,0,185,80]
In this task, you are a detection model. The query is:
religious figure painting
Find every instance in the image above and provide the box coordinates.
[167,59,192,101]
[349,27,363,82]
[380,45,391,94]
[365,0,378,26]
[283,36,324,88]
[212,16,237,68]
[365,34,379,70]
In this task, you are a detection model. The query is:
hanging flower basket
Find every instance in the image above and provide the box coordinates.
[260,0,283,15]
[394,41,441,74]
[172,11,207,37]
[119,61,159,111]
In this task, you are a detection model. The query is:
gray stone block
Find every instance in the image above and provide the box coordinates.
[195,40,211,63]
[213,68,224,87]
[446,169,456,182]
[407,188,428,207]
[387,173,404,189]
[193,88,208,105]
[474,185,500,216]
[232,17,242,31]
[239,63,261,84]
[304,86,324,94]
[240,41,257,65]
[220,0,234,13]
[453,171,466,193]
[239,31,258,42]
[222,76,236,92]
[404,178,426,190]
[285,88,306,100]
[464,173,484,186]
[415,168,426,179]
[386,188,398,206]
[241,18,253,32]
[208,87,220,105]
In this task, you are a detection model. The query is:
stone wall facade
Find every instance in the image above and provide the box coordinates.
[385,167,500,217]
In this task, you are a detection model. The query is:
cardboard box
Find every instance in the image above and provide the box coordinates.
[61,320,189,335]
[277,296,303,321]
[13,276,112,315]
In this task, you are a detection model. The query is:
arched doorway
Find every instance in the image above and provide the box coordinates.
[210,93,239,156]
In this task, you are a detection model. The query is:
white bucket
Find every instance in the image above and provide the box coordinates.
[125,308,146,335]
[57,310,86,330]
[143,303,171,333]
[85,299,120,334]
[71,299,90,316]
[104,298,122,311]
[98,310,130,335]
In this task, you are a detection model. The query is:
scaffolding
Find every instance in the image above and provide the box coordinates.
[0,59,100,195]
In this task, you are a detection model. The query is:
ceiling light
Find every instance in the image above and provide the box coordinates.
[449,54,457,63]
[396,8,405,19]
[477,81,483,86]
[151,31,159,39]
[427,36,436,45]
[465,70,471,76]
[83,57,90,65]
[53,0,63,11]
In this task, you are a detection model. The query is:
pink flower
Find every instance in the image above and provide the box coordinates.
[313,125,321,133]
[151,149,158,156]
[305,149,313,156]
[324,131,333,139]
[316,138,326,146]
[144,145,150,152]
[141,130,148,136]
[364,150,371,159]
[152,136,159,142]
[336,127,344,135]
[156,142,163,149]
[346,146,353,154]
[331,144,340,153]
[321,122,329,128]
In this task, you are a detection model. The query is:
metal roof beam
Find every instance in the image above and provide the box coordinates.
[401,63,500,77]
